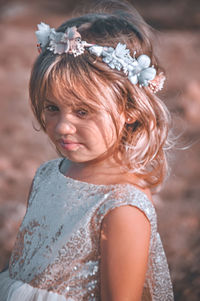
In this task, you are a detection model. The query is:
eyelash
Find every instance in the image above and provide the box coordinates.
[44,105,89,118]
[44,105,59,112]
[75,109,88,118]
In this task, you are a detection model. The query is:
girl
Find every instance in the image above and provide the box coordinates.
[0,1,174,300]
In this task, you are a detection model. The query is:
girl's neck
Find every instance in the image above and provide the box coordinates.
[64,157,123,184]
[63,158,149,192]
[62,158,153,203]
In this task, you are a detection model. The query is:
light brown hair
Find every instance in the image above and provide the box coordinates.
[29,1,173,190]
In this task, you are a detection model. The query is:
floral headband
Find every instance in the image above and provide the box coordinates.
[35,22,165,93]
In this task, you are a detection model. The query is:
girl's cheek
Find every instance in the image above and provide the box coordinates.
[44,117,57,135]
[44,114,56,125]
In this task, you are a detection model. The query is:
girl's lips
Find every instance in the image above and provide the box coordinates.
[60,140,82,151]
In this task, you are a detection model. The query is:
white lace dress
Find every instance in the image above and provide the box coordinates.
[0,158,174,300]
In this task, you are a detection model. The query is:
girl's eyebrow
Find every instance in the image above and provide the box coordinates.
[44,99,56,104]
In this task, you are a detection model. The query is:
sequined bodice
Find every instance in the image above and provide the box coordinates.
[9,158,174,300]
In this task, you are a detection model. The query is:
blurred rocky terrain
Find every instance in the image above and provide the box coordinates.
[0,0,200,300]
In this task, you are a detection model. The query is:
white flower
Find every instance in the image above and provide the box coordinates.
[48,29,70,54]
[128,54,156,86]
[115,43,130,58]
[89,45,104,57]
[35,22,52,48]
[137,54,151,69]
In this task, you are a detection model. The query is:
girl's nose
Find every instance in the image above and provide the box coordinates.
[55,115,76,135]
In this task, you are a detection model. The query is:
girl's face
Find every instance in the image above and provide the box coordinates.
[43,96,125,164]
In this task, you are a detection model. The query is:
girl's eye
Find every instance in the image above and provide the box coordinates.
[75,109,88,118]
[44,105,59,112]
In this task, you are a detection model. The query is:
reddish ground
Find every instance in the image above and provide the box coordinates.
[0,1,200,300]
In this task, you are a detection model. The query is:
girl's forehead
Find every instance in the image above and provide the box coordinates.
[42,62,122,114]
[45,94,70,105]
[45,85,86,107]
[44,91,104,111]
[44,82,110,110]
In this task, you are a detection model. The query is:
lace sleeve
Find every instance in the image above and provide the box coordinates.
[93,187,157,249]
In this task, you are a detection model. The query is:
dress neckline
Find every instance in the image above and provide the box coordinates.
[57,157,132,189]
[56,158,153,206]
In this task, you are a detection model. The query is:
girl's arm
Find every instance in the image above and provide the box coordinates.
[100,205,151,301]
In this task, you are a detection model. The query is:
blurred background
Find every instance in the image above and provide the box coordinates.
[0,0,199,300]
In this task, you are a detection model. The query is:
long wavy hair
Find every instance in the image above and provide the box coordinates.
[29,0,173,190]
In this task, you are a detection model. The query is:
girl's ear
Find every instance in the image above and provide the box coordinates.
[126,116,136,124]
[120,112,136,125]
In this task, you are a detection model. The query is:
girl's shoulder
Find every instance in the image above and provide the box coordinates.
[33,157,62,180]
[27,156,60,190]
[29,158,62,195]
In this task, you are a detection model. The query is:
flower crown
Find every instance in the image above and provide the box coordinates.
[35,22,165,93]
